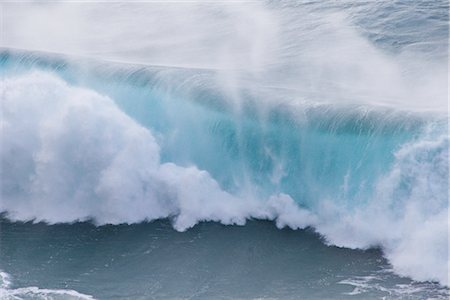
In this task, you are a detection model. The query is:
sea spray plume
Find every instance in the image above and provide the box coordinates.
[2,1,447,111]
[2,2,279,71]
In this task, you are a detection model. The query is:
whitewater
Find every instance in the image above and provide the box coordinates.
[0,0,448,299]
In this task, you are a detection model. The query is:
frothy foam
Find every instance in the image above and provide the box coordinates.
[0,271,94,300]
[339,269,449,299]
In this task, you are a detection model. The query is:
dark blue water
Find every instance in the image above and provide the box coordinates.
[1,218,448,300]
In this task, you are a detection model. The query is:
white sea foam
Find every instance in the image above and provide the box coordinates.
[1,71,447,287]
[339,269,449,299]
[0,271,12,289]
[0,270,95,300]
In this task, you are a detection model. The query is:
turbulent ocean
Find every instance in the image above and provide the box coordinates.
[0,1,448,299]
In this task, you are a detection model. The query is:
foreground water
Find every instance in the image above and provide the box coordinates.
[0,218,447,300]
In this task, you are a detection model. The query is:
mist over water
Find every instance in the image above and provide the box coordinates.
[0,0,448,298]
[3,0,448,110]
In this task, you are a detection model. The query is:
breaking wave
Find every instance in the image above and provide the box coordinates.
[1,68,447,286]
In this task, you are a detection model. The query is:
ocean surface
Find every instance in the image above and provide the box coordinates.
[0,0,448,299]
